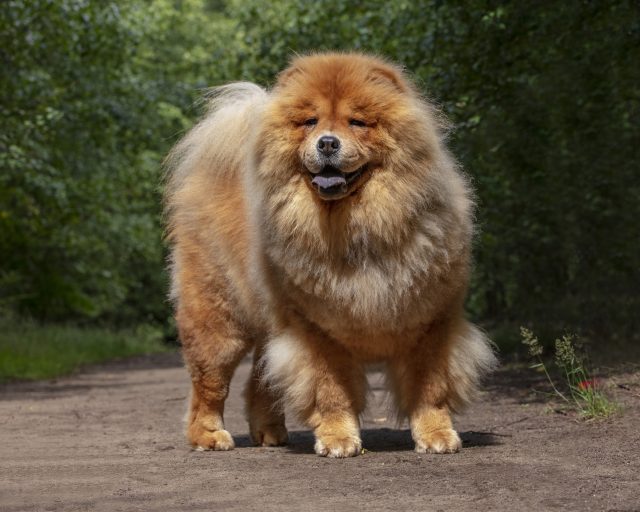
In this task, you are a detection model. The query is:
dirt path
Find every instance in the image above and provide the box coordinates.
[0,352,638,512]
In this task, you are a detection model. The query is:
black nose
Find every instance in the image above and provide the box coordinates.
[317,135,341,156]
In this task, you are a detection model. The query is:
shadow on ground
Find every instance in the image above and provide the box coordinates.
[233,428,503,453]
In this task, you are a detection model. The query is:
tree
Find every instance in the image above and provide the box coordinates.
[224,0,640,337]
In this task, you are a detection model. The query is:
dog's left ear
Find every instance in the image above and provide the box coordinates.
[368,64,409,93]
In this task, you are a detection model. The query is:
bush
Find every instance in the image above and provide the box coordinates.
[2,1,637,344]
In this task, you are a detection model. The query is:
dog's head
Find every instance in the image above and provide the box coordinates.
[258,53,441,203]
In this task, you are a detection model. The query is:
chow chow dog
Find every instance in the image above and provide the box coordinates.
[165,52,496,457]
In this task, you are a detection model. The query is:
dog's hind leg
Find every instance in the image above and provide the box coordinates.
[176,254,252,451]
[244,341,289,447]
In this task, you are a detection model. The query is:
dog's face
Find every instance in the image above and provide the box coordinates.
[259,54,418,202]
[296,98,374,201]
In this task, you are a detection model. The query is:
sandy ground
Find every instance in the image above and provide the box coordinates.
[0,351,638,512]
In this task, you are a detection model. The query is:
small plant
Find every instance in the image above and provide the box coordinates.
[520,327,619,420]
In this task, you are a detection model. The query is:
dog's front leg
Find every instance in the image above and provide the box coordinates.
[394,315,494,453]
[263,324,366,458]
[388,317,470,454]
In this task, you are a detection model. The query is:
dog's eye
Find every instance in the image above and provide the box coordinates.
[303,118,318,126]
[349,118,367,127]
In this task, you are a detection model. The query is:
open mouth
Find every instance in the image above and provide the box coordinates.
[308,165,367,199]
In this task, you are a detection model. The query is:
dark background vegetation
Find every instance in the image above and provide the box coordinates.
[1,1,638,361]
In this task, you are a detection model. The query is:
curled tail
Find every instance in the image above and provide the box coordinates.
[164,82,268,228]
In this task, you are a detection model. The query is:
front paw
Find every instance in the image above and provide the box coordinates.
[414,428,461,454]
[314,434,362,458]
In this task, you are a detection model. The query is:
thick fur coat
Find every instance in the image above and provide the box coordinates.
[165,53,496,457]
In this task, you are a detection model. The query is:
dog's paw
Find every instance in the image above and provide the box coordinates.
[188,427,235,451]
[414,428,461,454]
[314,435,362,458]
[250,423,289,447]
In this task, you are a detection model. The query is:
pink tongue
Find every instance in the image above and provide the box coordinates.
[311,174,346,189]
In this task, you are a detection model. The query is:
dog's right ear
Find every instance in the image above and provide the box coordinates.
[275,64,302,88]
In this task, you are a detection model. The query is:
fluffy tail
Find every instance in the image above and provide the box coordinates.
[164,82,268,217]
[447,322,498,411]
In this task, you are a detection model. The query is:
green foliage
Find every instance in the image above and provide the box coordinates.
[1,1,161,321]
[0,318,169,381]
[226,0,640,339]
[0,0,231,324]
[521,327,619,419]
[1,1,638,343]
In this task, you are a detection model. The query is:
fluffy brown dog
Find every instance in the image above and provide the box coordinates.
[165,52,496,457]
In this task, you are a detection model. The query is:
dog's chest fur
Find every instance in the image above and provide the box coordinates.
[263,208,469,348]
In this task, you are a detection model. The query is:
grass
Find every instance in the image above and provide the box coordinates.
[0,319,172,382]
[521,327,620,420]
